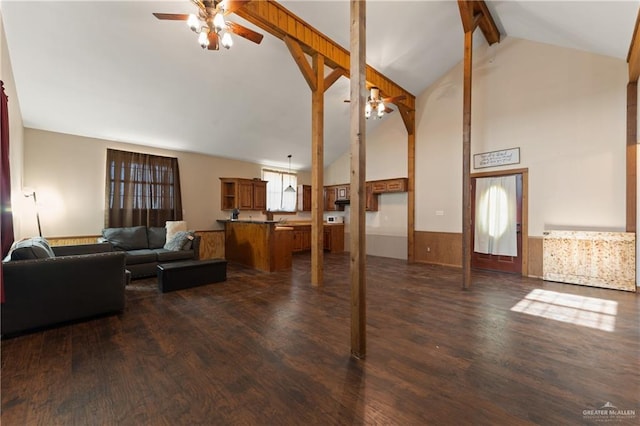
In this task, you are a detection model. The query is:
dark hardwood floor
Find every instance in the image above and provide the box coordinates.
[2,253,639,425]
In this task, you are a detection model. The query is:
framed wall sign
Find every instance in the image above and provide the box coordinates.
[474,147,520,169]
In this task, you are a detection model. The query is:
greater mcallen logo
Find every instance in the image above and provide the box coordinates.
[583,402,636,422]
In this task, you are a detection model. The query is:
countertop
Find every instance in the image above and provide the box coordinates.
[216,219,279,225]
[216,220,344,227]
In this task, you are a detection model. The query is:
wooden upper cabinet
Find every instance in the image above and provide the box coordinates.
[324,186,338,211]
[297,184,311,211]
[238,181,254,209]
[366,182,378,211]
[370,178,408,194]
[220,178,268,211]
[253,181,267,211]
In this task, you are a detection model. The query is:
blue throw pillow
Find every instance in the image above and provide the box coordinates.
[9,237,55,260]
[164,231,193,251]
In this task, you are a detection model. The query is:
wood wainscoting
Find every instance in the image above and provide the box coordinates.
[46,235,101,246]
[195,230,225,260]
[414,231,543,278]
[527,236,543,278]
[414,231,462,268]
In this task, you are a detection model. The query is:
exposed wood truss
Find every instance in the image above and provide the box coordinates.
[235,0,415,114]
[457,0,500,45]
[457,0,501,290]
[627,7,640,81]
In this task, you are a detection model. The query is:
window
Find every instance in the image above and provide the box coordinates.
[263,169,297,212]
[105,149,183,227]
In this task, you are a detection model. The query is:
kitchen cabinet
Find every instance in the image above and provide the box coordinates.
[323,228,331,251]
[292,226,311,252]
[324,186,339,211]
[220,178,267,211]
[290,223,344,253]
[366,182,378,211]
[370,178,408,194]
[297,184,311,211]
[324,224,344,253]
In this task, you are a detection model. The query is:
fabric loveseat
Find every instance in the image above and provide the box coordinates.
[100,226,201,279]
[2,238,127,337]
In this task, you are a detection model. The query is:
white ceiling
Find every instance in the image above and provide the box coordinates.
[1,0,638,171]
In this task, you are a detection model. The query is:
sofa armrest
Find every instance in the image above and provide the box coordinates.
[52,242,114,256]
[192,235,201,260]
[1,252,127,336]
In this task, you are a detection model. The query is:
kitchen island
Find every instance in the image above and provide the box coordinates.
[217,220,293,272]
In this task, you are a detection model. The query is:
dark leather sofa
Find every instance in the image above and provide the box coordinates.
[100,226,201,279]
[2,242,127,337]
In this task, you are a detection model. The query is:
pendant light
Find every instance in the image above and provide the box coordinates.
[285,154,296,193]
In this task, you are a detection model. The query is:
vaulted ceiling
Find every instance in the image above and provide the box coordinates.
[1,1,638,171]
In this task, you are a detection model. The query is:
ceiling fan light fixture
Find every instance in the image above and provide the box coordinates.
[213,12,226,33]
[187,14,199,32]
[221,31,233,49]
[370,87,380,101]
[198,30,210,49]
[364,102,372,119]
[377,101,385,117]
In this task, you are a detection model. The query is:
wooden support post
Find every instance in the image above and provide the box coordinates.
[407,123,416,263]
[462,30,473,290]
[627,82,637,233]
[350,0,366,358]
[311,53,325,287]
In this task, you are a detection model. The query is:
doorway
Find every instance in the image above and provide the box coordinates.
[471,169,528,275]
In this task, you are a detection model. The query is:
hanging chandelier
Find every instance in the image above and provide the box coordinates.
[187,6,233,50]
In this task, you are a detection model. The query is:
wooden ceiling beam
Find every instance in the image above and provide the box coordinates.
[234,0,415,110]
[457,0,500,45]
[283,36,317,91]
[324,68,345,93]
[627,7,640,81]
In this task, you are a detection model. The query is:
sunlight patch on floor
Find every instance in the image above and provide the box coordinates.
[510,289,617,332]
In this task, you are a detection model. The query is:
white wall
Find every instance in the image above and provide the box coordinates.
[327,36,628,260]
[20,129,311,238]
[325,102,409,259]
[0,10,25,239]
[416,37,627,236]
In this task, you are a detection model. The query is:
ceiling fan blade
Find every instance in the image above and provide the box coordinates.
[223,0,250,16]
[382,95,407,104]
[226,21,264,44]
[208,32,220,50]
[384,106,395,114]
[153,13,190,21]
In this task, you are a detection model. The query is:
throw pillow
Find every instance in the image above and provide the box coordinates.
[9,237,55,260]
[165,221,187,244]
[182,231,196,250]
[164,230,192,251]
[147,227,167,249]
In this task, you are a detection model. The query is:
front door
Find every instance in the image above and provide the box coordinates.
[471,173,522,274]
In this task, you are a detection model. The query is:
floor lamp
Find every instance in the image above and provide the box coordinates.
[24,191,42,237]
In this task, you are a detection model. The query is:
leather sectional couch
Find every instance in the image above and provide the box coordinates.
[100,226,201,279]
[2,239,127,337]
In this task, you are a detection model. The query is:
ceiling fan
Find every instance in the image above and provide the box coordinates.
[153,0,264,50]
[345,87,407,119]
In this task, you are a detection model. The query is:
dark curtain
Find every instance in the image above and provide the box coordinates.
[105,149,183,228]
[1,81,15,303]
